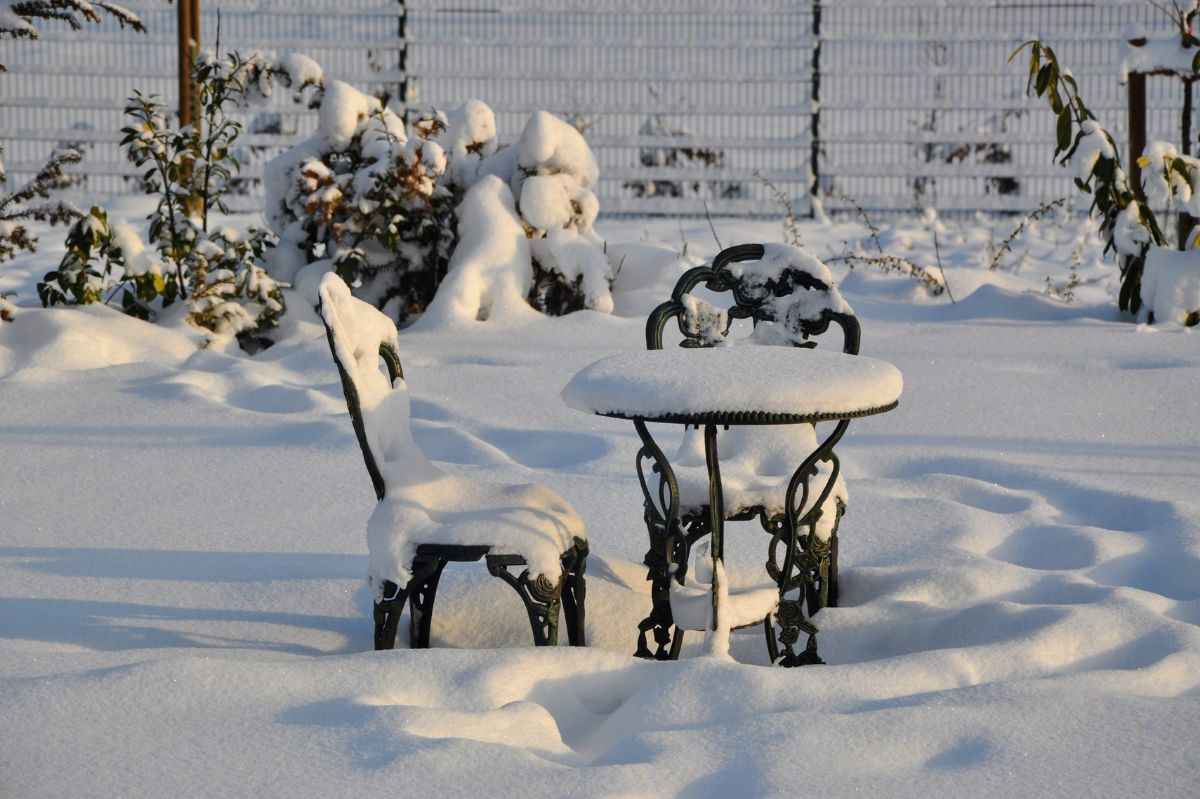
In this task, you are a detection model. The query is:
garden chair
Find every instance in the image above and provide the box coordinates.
[646,242,861,617]
[318,274,588,650]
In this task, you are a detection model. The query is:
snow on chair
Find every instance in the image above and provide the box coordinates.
[646,243,860,617]
[318,274,588,650]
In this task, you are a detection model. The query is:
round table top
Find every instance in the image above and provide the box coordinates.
[562,346,903,424]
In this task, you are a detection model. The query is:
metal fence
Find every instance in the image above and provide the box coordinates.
[0,0,1191,216]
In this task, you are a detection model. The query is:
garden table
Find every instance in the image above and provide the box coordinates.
[563,346,902,666]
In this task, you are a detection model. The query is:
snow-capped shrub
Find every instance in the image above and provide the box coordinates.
[37,206,284,335]
[509,111,613,315]
[0,145,82,265]
[416,110,619,323]
[1141,245,1200,326]
[1017,37,1200,324]
[1,2,150,257]
[35,52,299,343]
[0,0,144,70]
[263,56,615,323]
[38,205,149,311]
[264,82,496,322]
[0,292,14,322]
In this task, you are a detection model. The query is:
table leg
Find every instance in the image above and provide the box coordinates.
[765,419,850,666]
[632,419,686,660]
[702,422,726,647]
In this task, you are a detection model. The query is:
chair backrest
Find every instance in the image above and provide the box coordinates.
[318,273,438,501]
[646,242,860,354]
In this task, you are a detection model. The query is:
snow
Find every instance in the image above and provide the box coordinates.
[274,51,325,93]
[0,3,35,37]
[1,205,1199,797]
[670,423,848,541]
[1122,28,1198,77]
[1139,245,1200,324]
[1071,120,1117,184]
[670,545,780,637]
[418,175,536,326]
[515,110,599,191]
[561,347,904,420]
[315,79,384,150]
[443,99,498,189]
[1113,201,1151,256]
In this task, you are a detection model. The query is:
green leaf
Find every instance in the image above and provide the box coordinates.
[1035,64,1053,96]
[1048,88,1063,114]
[1056,107,1072,153]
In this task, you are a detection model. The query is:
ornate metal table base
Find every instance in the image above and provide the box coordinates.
[632,418,848,666]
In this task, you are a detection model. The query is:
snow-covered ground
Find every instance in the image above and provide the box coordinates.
[1,205,1198,797]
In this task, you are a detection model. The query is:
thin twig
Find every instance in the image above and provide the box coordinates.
[836,190,883,254]
[826,253,946,296]
[932,229,955,303]
[702,200,723,250]
[755,170,800,247]
[989,197,1067,271]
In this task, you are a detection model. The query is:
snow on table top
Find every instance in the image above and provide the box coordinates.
[562,346,902,422]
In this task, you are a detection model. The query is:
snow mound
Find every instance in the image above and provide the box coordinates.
[0,304,195,377]
[1140,246,1200,325]
[418,176,536,327]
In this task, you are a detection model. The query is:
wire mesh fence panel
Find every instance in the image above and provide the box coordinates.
[405,0,815,216]
[818,0,1189,215]
[0,0,1192,216]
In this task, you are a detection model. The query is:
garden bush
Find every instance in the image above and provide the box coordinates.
[1015,29,1200,325]
[34,51,314,345]
[266,68,615,323]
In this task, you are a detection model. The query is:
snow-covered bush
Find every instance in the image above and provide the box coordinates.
[37,52,303,342]
[1,1,149,266]
[264,82,497,322]
[1,144,82,267]
[1016,34,1200,325]
[0,0,143,70]
[510,111,613,315]
[267,77,616,322]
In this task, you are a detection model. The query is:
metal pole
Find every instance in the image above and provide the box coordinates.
[398,1,410,120]
[809,1,822,217]
[1180,79,1195,248]
[177,0,201,127]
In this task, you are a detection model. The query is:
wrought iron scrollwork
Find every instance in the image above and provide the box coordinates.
[632,419,689,660]
[487,561,563,646]
[760,417,851,666]
[645,243,862,355]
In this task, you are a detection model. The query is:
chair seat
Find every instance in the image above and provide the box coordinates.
[671,424,847,540]
[366,472,586,596]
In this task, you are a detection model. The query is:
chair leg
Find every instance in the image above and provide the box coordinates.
[488,560,562,646]
[373,580,408,651]
[408,556,447,649]
[561,541,588,647]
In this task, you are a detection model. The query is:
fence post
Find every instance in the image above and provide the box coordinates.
[398,1,410,120]
[1127,70,1146,205]
[810,0,822,217]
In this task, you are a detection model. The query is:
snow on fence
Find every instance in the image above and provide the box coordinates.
[0,0,1190,216]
